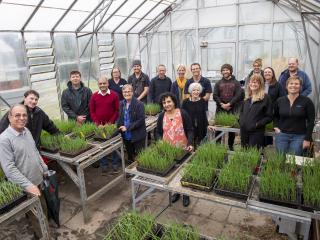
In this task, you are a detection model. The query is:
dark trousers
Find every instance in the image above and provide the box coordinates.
[215,131,235,148]
[123,138,145,162]
[240,128,264,149]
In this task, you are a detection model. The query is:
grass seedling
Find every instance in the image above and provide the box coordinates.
[265,122,273,131]
[138,147,174,172]
[214,112,239,128]
[162,222,200,240]
[73,122,97,138]
[302,160,320,207]
[0,181,24,207]
[144,103,161,115]
[0,167,5,182]
[154,140,184,160]
[53,119,77,134]
[40,131,60,151]
[94,124,117,139]
[59,137,89,153]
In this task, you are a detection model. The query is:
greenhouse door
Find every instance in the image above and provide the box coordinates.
[201,42,236,79]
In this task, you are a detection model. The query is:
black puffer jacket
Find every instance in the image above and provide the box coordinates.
[0,106,60,149]
[61,81,92,121]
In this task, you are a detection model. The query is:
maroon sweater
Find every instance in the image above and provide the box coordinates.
[89,90,119,125]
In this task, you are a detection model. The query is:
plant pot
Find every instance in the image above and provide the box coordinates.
[175,151,190,164]
[259,193,299,209]
[40,146,59,154]
[59,145,93,158]
[0,192,28,215]
[180,177,215,192]
[213,177,253,200]
[136,162,176,177]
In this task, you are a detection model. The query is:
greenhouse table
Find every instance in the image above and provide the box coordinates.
[41,134,125,223]
[0,195,49,240]
[145,115,158,147]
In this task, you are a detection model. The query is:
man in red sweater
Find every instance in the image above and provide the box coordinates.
[90,76,120,175]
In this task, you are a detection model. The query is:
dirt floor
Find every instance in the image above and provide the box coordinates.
[0,158,292,240]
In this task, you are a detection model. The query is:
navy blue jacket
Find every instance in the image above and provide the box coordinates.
[117,97,146,142]
[278,69,312,96]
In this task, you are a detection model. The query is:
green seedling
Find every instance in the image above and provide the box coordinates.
[0,181,24,207]
[214,112,239,128]
[59,137,89,153]
[53,119,77,134]
[144,103,161,115]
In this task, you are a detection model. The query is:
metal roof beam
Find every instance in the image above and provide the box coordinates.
[51,0,78,32]
[21,0,45,31]
[112,0,148,34]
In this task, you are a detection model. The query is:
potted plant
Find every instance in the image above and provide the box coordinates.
[154,140,187,164]
[144,103,161,116]
[0,181,27,214]
[94,124,118,141]
[181,143,227,191]
[214,112,239,128]
[53,120,77,134]
[72,122,97,139]
[59,137,91,157]
[40,131,61,153]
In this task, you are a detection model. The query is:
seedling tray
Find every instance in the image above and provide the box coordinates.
[93,134,112,142]
[175,151,190,164]
[59,145,93,158]
[180,178,215,192]
[40,146,59,154]
[259,193,299,209]
[0,192,28,215]
[300,195,320,212]
[213,178,253,200]
[136,162,176,177]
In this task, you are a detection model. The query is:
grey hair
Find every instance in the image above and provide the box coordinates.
[188,82,203,94]
[8,104,27,116]
[122,84,133,91]
[98,75,109,82]
[176,64,186,71]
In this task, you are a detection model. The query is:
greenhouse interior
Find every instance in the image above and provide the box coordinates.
[0,0,320,239]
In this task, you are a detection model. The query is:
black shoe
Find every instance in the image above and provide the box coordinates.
[229,145,234,151]
[183,195,190,207]
[171,193,180,203]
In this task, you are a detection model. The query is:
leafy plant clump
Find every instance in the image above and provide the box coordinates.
[73,122,97,138]
[104,211,156,240]
[302,159,320,207]
[144,103,161,115]
[162,222,200,240]
[94,124,117,139]
[214,112,239,128]
[40,131,61,150]
[0,166,5,182]
[265,121,273,131]
[0,181,24,207]
[53,119,77,134]
[137,147,174,172]
[154,140,184,160]
[59,137,89,153]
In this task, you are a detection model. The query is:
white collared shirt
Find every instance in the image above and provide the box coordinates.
[98,89,110,96]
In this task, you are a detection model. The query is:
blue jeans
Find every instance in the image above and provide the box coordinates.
[99,151,120,169]
[275,132,305,156]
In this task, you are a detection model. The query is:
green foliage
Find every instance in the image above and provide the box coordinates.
[162,222,200,240]
[265,121,273,131]
[214,112,239,128]
[94,124,117,139]
[144,103,161,115]
[302,159,320,206]
[59,137,89,153]
[0,167,5,182]
[154,140,184,160]
[40,131,61,150]
[104,211,156,240]
[73,122,97,138]
[182,143,227,186]
[217,147,260,193]
[53,119,77,134]
[0,181,23,207]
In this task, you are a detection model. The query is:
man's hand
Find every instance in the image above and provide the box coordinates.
[274,127,281,134]
[221,103,231,111]
[119,126,127,132]
[76,115,86,124]
[303,140,311,149]
[26,185,41,196]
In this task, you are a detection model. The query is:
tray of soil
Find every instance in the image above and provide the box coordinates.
[259,193,299,209]
[59,137,92,158]
[40,146,59,154]
[0,181,27,215]
[93,124,118,141]
[53,119,77,134]
[214,112,239,128]
[144,103,161,116]
[214,177,253,200]
[72,122,97,139]
[136,161,176,177]
[40,131,62,153]
[180,178,215,192]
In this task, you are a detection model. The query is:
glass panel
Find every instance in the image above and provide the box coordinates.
[54,33,78,63]
[56,10,90,31]
[31,79,60,119]
[0,33,28,90]
[239,24,271,41]
[130,19,152,33]
[107,0,127,14]
[179,0,196,10]
[239,2,272,24]
[72,0,101,11]
[101,16,126,32]
[30,64,55,74]
[171,10,196,30]
[203,0,236,7]
[27,49,53,58]
[29,56,54,66]
[115,17,140,33]
[30,72,56,82]
[0,4,34,30]
[79,60,99,91]
[199,27,236,42]
[3,0,40,4]
[117,0,145,16]
[57,63,78,90]
[26,8,65,31]
[132,1,157,18]
[146,3,169,20]
[199,5,236,28]
[42,0,74,9]
[114,34,127,57]
[78,34,98,61]
[274,4,301,22]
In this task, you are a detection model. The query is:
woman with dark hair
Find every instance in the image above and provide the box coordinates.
[157,92,193,207]
[109,67,127,101]
[274,76,315,156]
[239,74,272,148]
[263,67,285,146]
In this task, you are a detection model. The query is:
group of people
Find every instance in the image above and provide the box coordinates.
[0,57,316,237]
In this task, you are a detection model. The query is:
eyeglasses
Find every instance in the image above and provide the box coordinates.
[13,114,28,119]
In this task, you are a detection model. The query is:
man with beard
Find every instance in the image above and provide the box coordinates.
[213,64,244,150]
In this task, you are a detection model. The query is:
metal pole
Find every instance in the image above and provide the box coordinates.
[21,0,45,31]
[51,0,78,32]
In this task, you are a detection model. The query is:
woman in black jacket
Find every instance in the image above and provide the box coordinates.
[239,74,272,148]
[157,92,193,207]
[117,84,146,163]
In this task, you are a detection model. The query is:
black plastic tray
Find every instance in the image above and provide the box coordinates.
[213,178,253,201]
[180,178,215,192]
[259,194,299,209]
[59,145,93,158]
[136,162,176,177]
[0,193,28,215]
[175,151,190,164]
[40,146,59,154]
